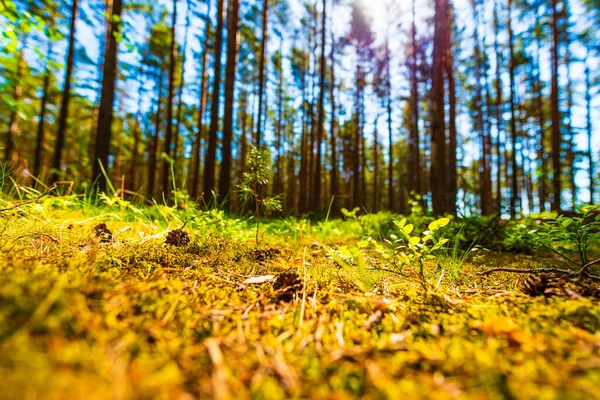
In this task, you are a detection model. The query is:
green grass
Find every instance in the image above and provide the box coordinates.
[0,198,599,399]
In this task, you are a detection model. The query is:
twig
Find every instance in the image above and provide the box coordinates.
[478,258,600,282]
[0,185,58,213]
[477,267,576,276]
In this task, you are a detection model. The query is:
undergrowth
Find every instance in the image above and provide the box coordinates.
[0,190,599,399]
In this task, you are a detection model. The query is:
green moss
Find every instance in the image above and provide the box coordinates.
[0,210,599,399]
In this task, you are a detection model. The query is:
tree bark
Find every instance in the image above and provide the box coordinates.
[507,0,519,218]
[191,13,211,199]
[203,0,225,205]
[34,35,54,177]
[430,0,447,215]
[148,68,164,198]
[92,0,123,192]
[312,0,326,212]
[255,0,269,147]
[173,0,191,189]
[51,0,78,183]
[217,0,240,210]
[550,0,562,211]
[5,47,25,165]
[408,0,420,207]
[160,0,178,198]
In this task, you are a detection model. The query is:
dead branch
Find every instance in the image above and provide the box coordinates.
[478,259,600,282]
[0,185,58,213]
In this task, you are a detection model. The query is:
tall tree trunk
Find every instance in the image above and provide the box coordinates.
[51,0,78,183]
[190,13,210,199]
[563,6,575,210]
[173,0,191,189]
[148,68,165,198]
[585,49,594,204]
[329,13,338,215]
[507,0,519,218]
[128,44,148,192]
[430,0,447,215]
[550,0,562,212]
[312,0,326,212]
[446,2,457,215]
[5,47,25,165]
[408,0,420,206]
[472,0,493,215]
[255,0,269,147]
[274,43,284,197]
[385,39,394,212]
[203,0,225,205]
[353,64,362,208]
[92,0,123,192]
[373,119,380,211]
[493,0,503,213]
[533,12,547,212]
[34,36,54,177]
[161,0,178,198]
[217,0,240,210]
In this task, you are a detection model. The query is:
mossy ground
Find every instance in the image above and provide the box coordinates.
[0,206,599,399]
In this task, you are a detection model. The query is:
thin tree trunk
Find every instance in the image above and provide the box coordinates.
[534,17,547,212]
[128,44,148,191]
[203,0,225,205]
[51,0,78,183]
[585,49,594,204]
[34,37,54,177]
[190,13,211,199]
[255,0,269,147]
[493,0,503,213]
[472,0,493,215]
[161,0,178,198]
[385,43,394,212]
[173,0,191,189]
[148,68,165,198]
[550,0,562,212]
[446,2,457,215]
[5,47,25,165]
[92,0,123,192]
[329,11,338,215]
[312,0,326,212]
[274,43,284,197]
[408,0,420,206]
[507,0,519,218]
[373,119,380,211]
[217,0,240,210]
[430,0,447,215]
[353,64,362,208]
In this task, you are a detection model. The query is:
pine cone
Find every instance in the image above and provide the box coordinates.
[519,273,559,297]
[253,248,281,262]
[272,272,303,302]
[93,223,113,243]
[165,229,190,247]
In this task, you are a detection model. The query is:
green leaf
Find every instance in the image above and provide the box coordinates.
[357,240,369,249]
[428,217,450,231]
[404,224,414,235]
[409,237,420,246]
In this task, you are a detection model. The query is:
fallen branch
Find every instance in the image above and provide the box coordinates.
[478,259,600,282]
[0,185,58,213]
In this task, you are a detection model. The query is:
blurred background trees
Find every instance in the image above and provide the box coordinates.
[0,0,598,216]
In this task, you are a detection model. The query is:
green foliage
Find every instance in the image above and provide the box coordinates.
[371,217,450,291]
[533,206,600,268]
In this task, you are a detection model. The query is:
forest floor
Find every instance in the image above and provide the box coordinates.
[0,198,599,399]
